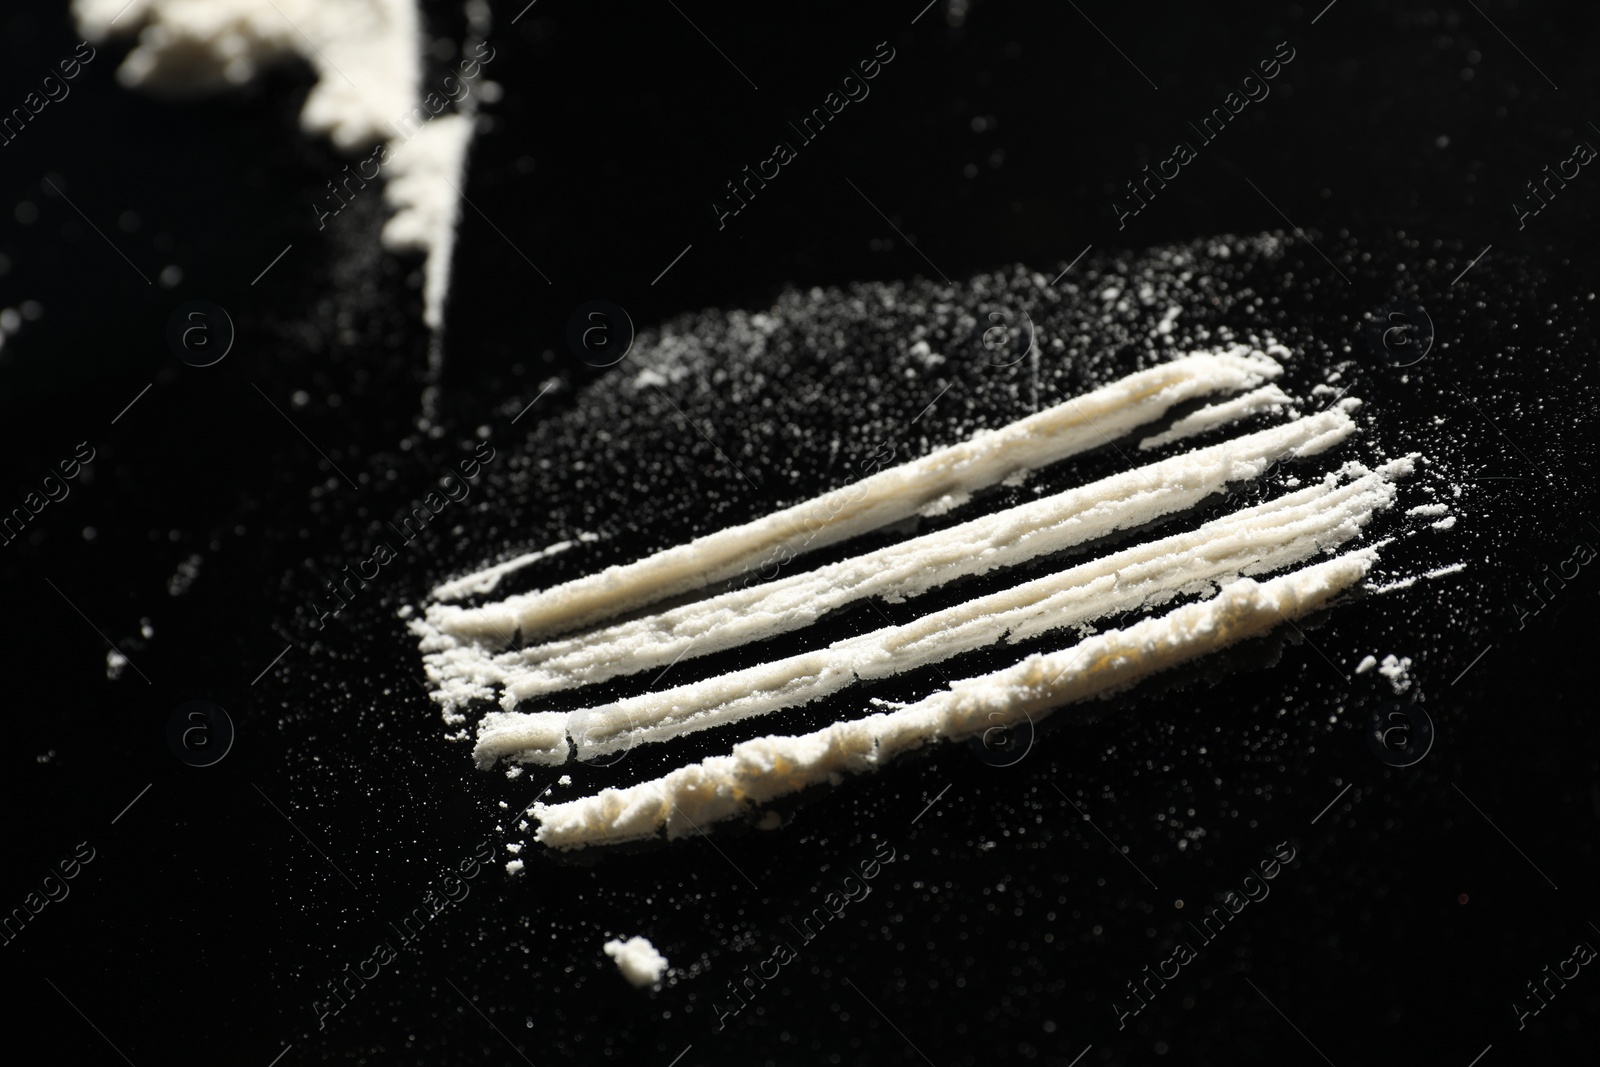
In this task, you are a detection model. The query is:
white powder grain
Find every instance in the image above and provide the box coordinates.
[505,858,525,876]
[1406,503,1450,517]
[1354,654,1377,674]
[603,936,668,988]
[1378,654,1413,693]
[1431,516,1457,530]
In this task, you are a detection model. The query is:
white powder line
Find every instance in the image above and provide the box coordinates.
[531,550,1379,849]
[429,348,1288,646]
[474,459,1408,768]
[429,541,577,602]
[1365,560,1467,594]
[418,402,1359,712]
[1137,385,1293,450]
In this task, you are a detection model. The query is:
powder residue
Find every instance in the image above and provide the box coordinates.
[479,458,1408,768]
[429,541,576,602]
[1378,654,1413,693]
[603,936,668,988]
[1137,384,1293,450]
[429,348,1288,646]
[533,550,1378,849]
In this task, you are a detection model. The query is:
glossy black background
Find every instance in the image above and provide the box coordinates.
[1,1,1598,1064]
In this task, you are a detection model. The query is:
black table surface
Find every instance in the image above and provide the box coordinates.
[2,2,1597,1064]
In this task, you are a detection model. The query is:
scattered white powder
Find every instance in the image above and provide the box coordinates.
[918,491,973,517]
[1365,561,1467,595]
[376,335,1440,849]
[1137,384,1292,450]
[429,541,576,602]
[1406,503,1450,517]
[75,0,472,328]
[1431,516,1456,530]
[74,0,419,150]
[428,348,1287,645]
[421,400,1361,715]
[603,937,668,988]
[533,551,1379,849]
[1378,654,1413,693]
[478,458,1409,767]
